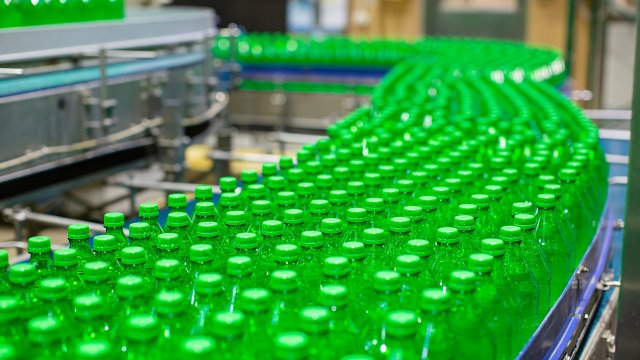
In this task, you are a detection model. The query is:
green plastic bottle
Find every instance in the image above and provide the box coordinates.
[447,270,495,359]
[156,233,182,262]
[103,212,129,250]
[191,273,225,334]
[320,218,345,254]
[225,256,255,312]
[363,173,382,198]
[189,202,218,238]
[273,331,309,360]
[220,177,238,195]
[153,258,186,292]
[72,340,113,360]
[308,200,331,231]
[128,223,156,267]
[299,306,332,359]
[27,316,66,359]
[239,288,273,357]
[154,290,190,346]
[382,188,402,218]
[406,239,435,286]
[165,212,193,258]
[341,241,368,311]
[470,194,491,238]
[224,211,250,243]
[122,314,161,360]
[322,256,351,289]
[402,205,426,240]
[10,263,40,321]
[329,190,349,218]
[454,215,478,257]
[81,261,116,314]
[316,174,336,196]
[52,248,83,295]
[362,228,389,275]
[269,179,290,205]
[113,275,150,333]
[395,254,422,309]
[269,269,303,332]
[219,193,243,221]
[121,246,149,280]
[246,184,268,204]
[249,200,276,233]
[138,203,164,243]
[67,224,94,266]
[36,277,71,321]
[418,289,455,360]
[387,217,411,259]
[28,236,52,278]
[296,182,317,211]
[276,192,298,219]
[364,198,386,229]
[347,181,367,208]
[271,244,301,276]
[431,227,463,288]
[72,293,111,343]
[195,222,225,271]
[283,209,306,244]
[382,310,419,360]
[0,297,23,348]
[92,235,123,277]
[362,270,401,354]
[233,232,263,269]
[298,231,325,300]
[168,193,189,218]
[318,284,359,354]
[179,336,216,359]
[209,312,246,359]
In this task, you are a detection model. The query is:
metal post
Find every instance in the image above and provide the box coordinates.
[159,65,186,182]
[616,4,640,358]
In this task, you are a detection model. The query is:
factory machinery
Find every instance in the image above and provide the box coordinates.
[0,6,631,360]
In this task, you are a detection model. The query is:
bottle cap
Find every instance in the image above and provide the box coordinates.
[82,261,110,282]
[373,270,401,292]
[304,161,323,175]
[309,199,330,214]
[28,317,62,343]
[68,224,91,240]
[523,162,541,176]
[116,275,146,298]
[431,186,451,201]
[28,236,51,254]
[273,244,299,263]
[121,246,146,265]
[93,234,116,252]
[514,213,536,230]
[195,273,224,295]
[323,256,350,277]
[559,168,578,182]
[448,270,476,292]
[239,288,271,313]
[268,176,287,191]
[386,310,418,337]
[234,232,260,250]
[269,269,298,292]
[536,175,557,189]
[483,185,503,199]
[226,256,253,277]
[470,194,489,209]
[346,181,366,196]
[364,198,384,212]
[406,239,434,257]
[125,314,159,341]
[0,296,18,322]
[212,311,246,337]
[381,188,401,202]
[195,202,216,217]
[416,196,438,211]
[420,289,451,312]
[283,209,304,225]
[73,293,105,319]
[333,167,350,181]
[363,173,382,187]
[318,284,348,307]
[262,162,278,177]
[220,193,241,207]
[153,259,182,280]
[180,336,216,357]
[154,290,186,315]
[166,212,189,228]
[139,203,159,218]
[241,169,258,184]
[296,182,316,196]
[397,179,415,194]
[500,225,522,242]
[75,340,112,360]
[543,184,562,198]
[436,227,460,244]
[9,264,38,285]
[348,159,365,173]
[329,190,348,204]
[395,254,421,275]
[279,156,294,170]
[481,238,505,256]
[195,185,213,201]
[300,231,324,248]
[0,344,15,360]
[224,211,248,226]
[453,215,475,231]
[276,192,297,206]
[443,178,462,192]
[320,218,343,234]
[315,174,335,189]
[468,253,494,274]
[220,177,238,192]
[262,220,284,236]
[342,241,366,260]
[511,202,534,216]
[274,332,309,360]
[190,244,214,262]
[103,212,125,227]
[37,277,68,301]
[287,168,305,183]
[197,222,221,238]
[300,306,330,334]
[129,222,150,239]
[457,204,478,217]
[362,228,386,245]
[247,184,267,199]
[389,217,411,233]
[251,200,273,215]
[53,248,77,267]
[157,233,180,250]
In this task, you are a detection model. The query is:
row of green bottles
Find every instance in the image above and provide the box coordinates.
[0,0,125,29]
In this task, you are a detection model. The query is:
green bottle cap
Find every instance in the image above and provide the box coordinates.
[240,288,272,313]
[74,340,112,360]
[402,206,423,221]
[483,185,503,199]
[536,175,557,189]
[274,244,300,262]
[53,248,77,267]
[251,200,273,215]
[468,253,494,274]
[37,277,68,300]
[386,310,418,337]
[536,193,556,208]
[262,162,279,176]
[0,344,15,360]
[225,211,248,226]
[227,256,253,276]
[362,228,387,245]
[28,316,62,343]
[514,213,536,230]
[287,168,305,183]
[395,254,421,275]
[197,222,221,238]
[82,261,110,282]
[296,182,316,196]
[220,177,238,192]
[382,188,401,202]
[276,192,297,206]
[166,212,189,227]
[300,306,330,334]
[559,168,578,182]
[329,190,348,204]
[268,176,287,191]
[448,270,476,292]
[125,314,159,341]
[481,238,505,256]
[247,184,267,199]
[116,275,146,298]
[309,199,331,214]
[212,312,246,337]
[220,193,241,207]
[9,263,37,284]
[262,220,284,237]
[455,204,477,218]
[416,196,438,211]
[523,162,541,176]
[348,159,365,173]
[431,186,451,200]
[315,174,335,189]
[0,296,18,321]
[73,293,105,319]
[364,198,384,212]
[346,181,366,196]
[443,178,462,192]
[373,270,401,292]
[397,179,415,194]
[363,173,382,187]
[321,218,343,234]
[154,290,186,315]
[300,231,324,248]
[93,234,116,252]
[409,171,429,185]
[139,203,159,218]
[333,167,350,181]
[196,273,224,295]
[195,202,216,217]
[283,209,304,224]
[28,236,51,254]
[304,161,323,175]
[68,224,91,240]
[274,332,309,360]
[190,244,214,262]
[406,239,434,257]
[323,256,350,277]
[241,169,258,184]
[153,259,182,279]
[436,227,460,244]
[342,241,366,260]
[269,269,298,292]
[453,215,475,231]
[318,284,348,307]
[103,212,125,227]
[511,202,534,216]
[420,289,451,312]
[121,246,146,265]
[129,222,150,239]
[157,233,180,250]
[280,156,294,170]
[195,185,213,201]
[499,225,522,242]
[389,217,411,233]
[470,194,489,209]
[234,232,260,250]
[544,184,562,198]
[181,336,216,357]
